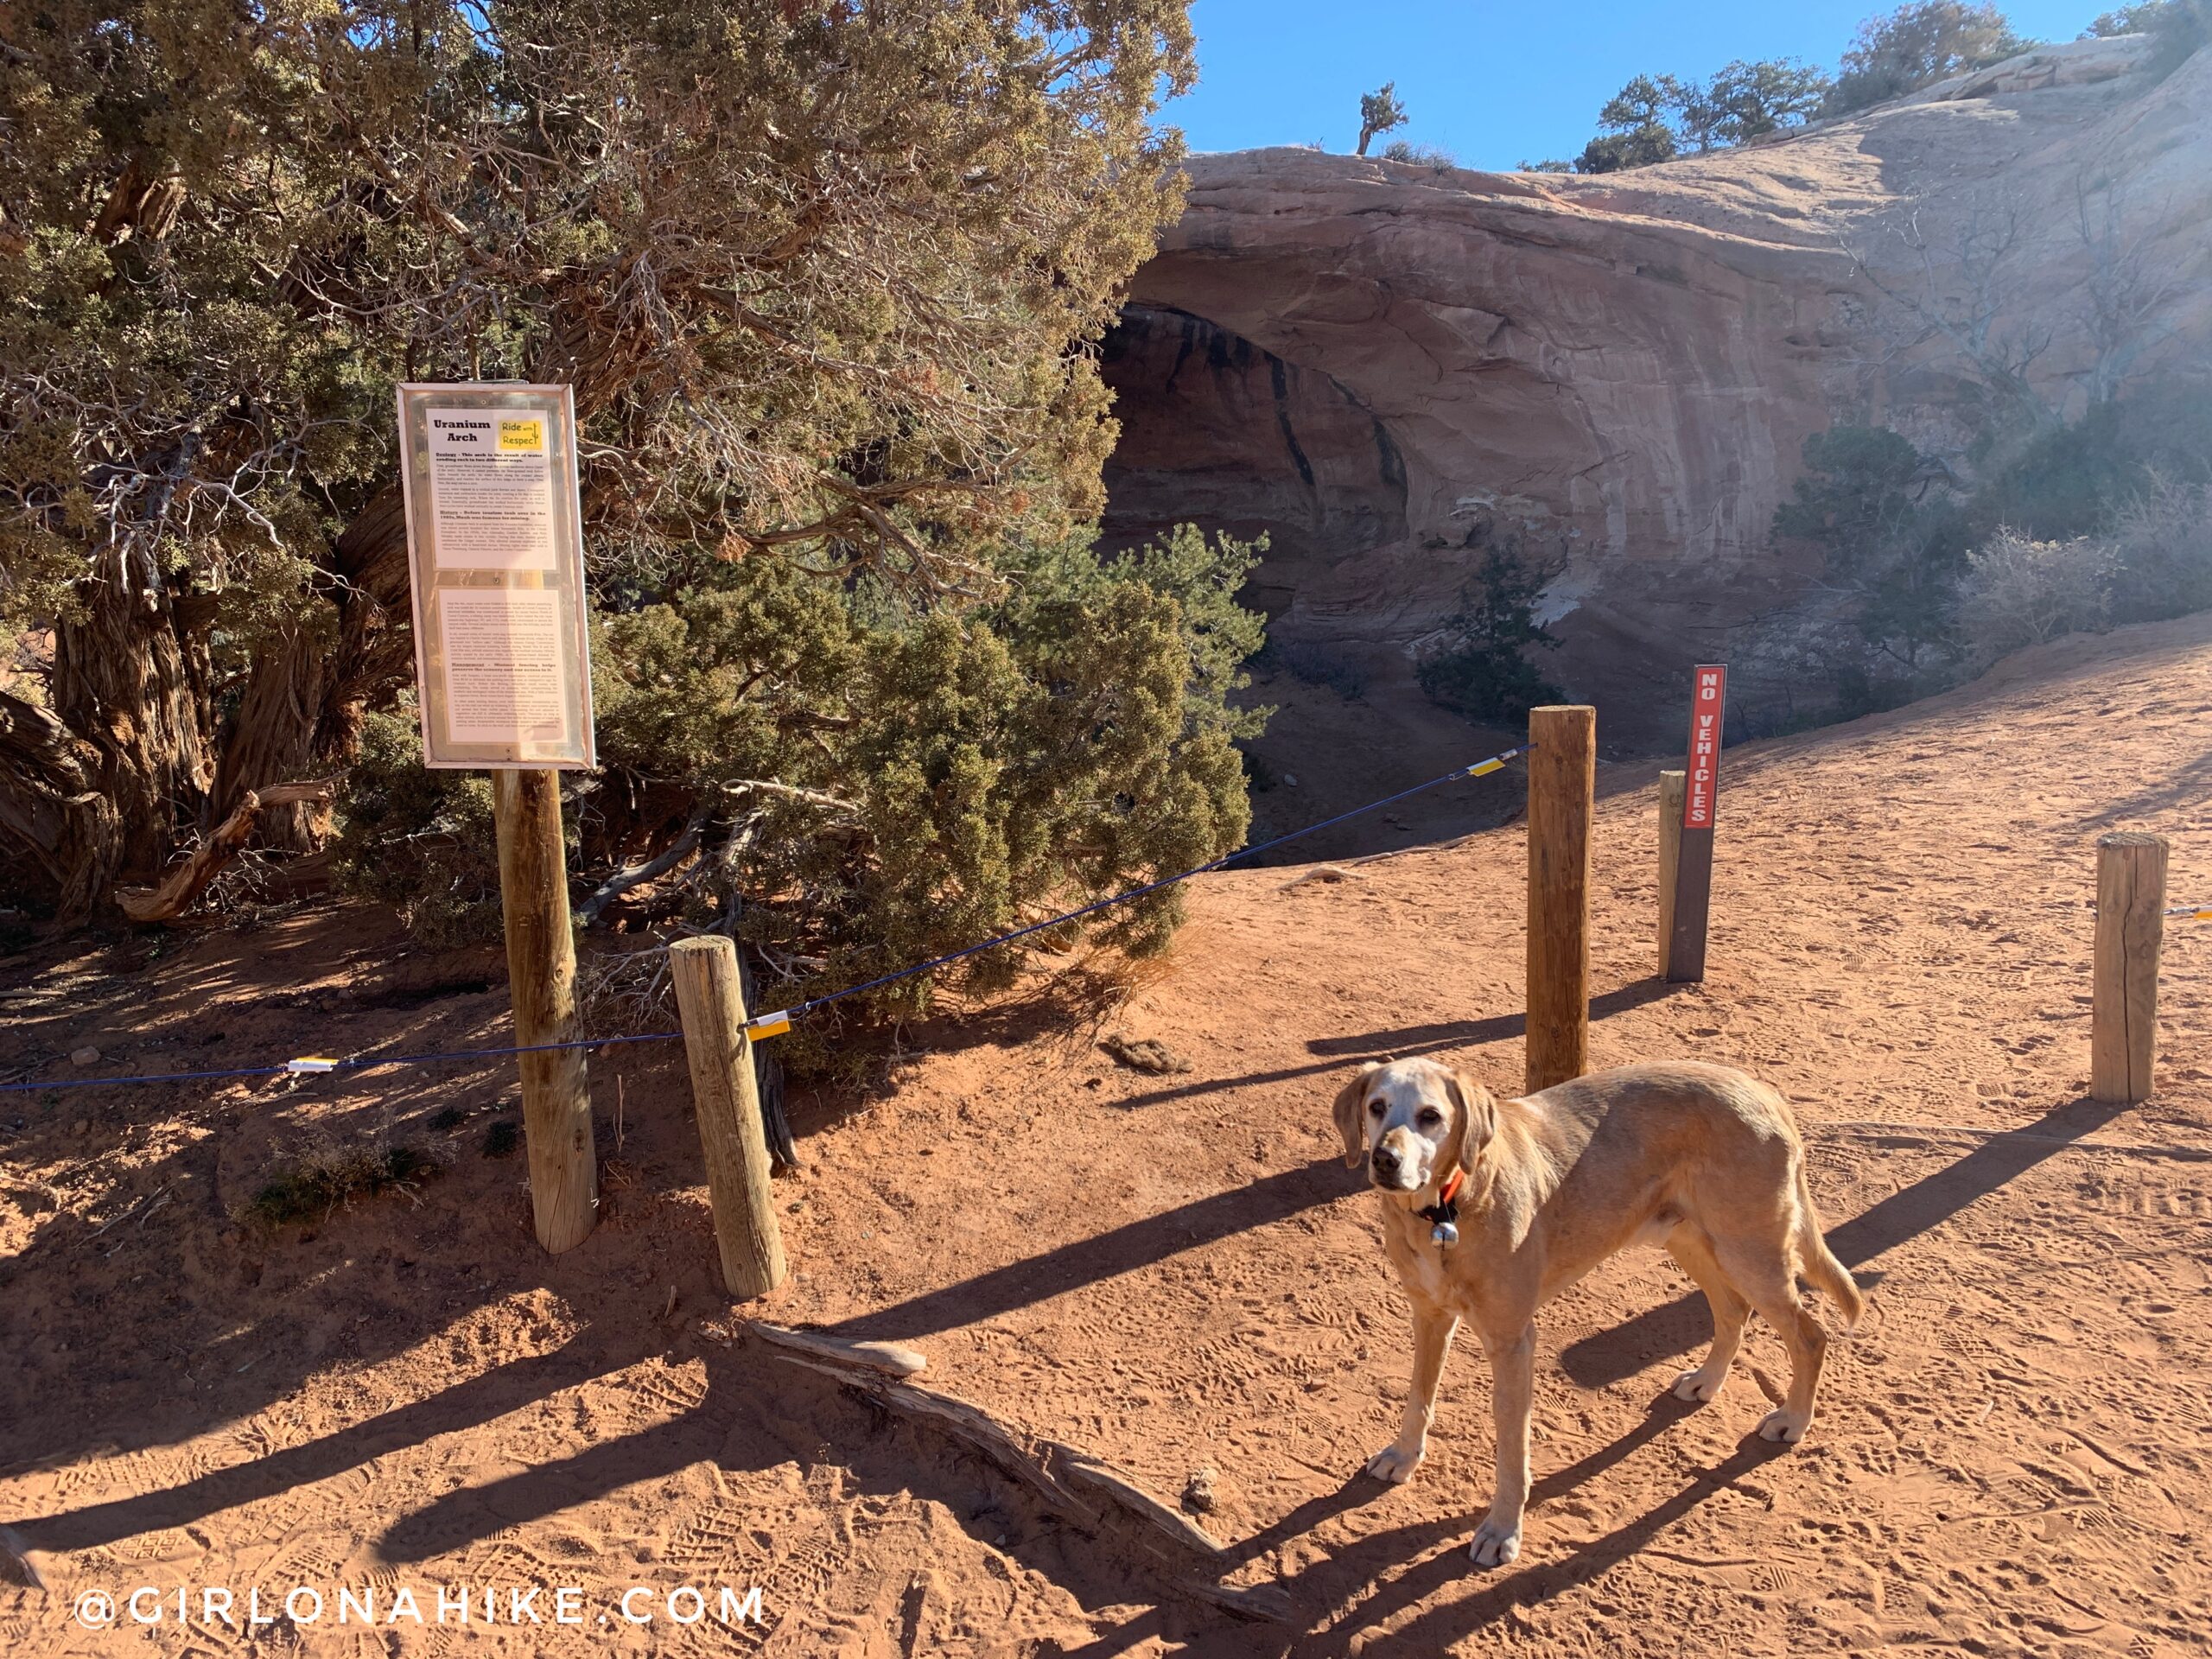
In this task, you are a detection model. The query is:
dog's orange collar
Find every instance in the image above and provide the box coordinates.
[1419,1166,1465,1246]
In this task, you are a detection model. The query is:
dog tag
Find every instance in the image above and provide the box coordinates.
[1431,1220,1459,1248]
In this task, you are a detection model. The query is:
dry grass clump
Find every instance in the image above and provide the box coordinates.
[242,1141,435,1227]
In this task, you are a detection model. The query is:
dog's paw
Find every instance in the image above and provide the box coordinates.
[1673,1366,1726,1403]
[1467,1513,1522,1568]
[1364,1443,1424,1484]
[1757,1408,1808,1444]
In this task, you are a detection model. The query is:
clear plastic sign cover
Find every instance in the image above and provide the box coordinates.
[396,384,596,769]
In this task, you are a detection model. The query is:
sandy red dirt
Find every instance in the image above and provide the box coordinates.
[5,615,2212,1656]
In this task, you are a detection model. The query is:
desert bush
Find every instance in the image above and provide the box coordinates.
[1381,140,1459,168]
[1957,528,2116,666]
[244,1141,435,1227]
[2108,475,2212,621]
[1823,2,2031,116]
[1973,382,2212,543]
[1773,425,1972,669]
[1417,541,1567,723]
[329,713,509,949]
[333,524,1268,1066]
[2085,0,2209,70]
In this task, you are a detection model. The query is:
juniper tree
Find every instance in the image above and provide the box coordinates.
[1357,84,1409,156]
[0,0,1211,928]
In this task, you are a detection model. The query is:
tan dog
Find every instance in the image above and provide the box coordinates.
[1332,1057,1861,1567]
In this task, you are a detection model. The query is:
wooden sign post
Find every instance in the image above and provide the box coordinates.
[397,384,598,1254]
[1526,705,1596,1094]
[1664,665,1726,983]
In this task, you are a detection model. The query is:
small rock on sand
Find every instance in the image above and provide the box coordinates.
[69,1046,100,1066]
[1181,1465,1219,1516]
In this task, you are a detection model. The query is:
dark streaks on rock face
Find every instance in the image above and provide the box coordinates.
[1100,304,1410,626]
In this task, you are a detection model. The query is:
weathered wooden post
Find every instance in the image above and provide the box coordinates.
[491,769,597,1253]
[1656,769,1686,977]
[2092,831,2167,1105]
[1526,705,1596,1095]
[669,936,789,1299]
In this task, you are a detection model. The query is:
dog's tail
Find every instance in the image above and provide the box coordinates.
[1795,1167,1864,1332]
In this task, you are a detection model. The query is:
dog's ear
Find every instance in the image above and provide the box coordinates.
[1447,1071,1497,1165]
[1332,1061,1382,1167]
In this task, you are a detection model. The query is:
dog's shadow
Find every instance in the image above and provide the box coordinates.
[1528,1387,1702,1508]
[1287,1408,1798,1657]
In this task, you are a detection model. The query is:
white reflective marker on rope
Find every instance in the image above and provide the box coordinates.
[286,1057,342,1074]
[744,1011,792,1040]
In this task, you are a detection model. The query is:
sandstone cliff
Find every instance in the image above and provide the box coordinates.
[1103,35,2212,766]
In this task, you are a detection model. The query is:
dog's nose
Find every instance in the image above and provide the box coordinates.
[1371,1145,1401,1178]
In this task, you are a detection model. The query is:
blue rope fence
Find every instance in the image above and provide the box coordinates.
[1,745,1529,1096]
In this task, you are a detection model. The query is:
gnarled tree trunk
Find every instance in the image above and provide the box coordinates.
[44,554,215,900]
[212,621,339,852]
[0,691,122,920]
[209,484,412,846]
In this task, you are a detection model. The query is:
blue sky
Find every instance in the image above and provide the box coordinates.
[1166,0,2113,169]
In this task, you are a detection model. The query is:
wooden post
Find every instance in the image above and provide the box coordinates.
[491,768,596,1254]
[1665,664,1727,982]
[1656,770,1686,977]
[668,936,788,1299]
[1526,705,1596,1095]
[2092,831,2167,1105]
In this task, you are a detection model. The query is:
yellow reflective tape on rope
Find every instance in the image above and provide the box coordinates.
[1465,758,1505,778]
[2165,906,2212,921]
[743,1011,792,1040]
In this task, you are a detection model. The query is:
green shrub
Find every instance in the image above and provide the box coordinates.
[1417,541,1567,723]
[1971,383,2212,542]
[333,524,1268,1069]
[1262,640,1370,701]
[329,712,508,948]
[1822,3,2031,117]
[2084,0,2209,71]
[1773,425,1971,668]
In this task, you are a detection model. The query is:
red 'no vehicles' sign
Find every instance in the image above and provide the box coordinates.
[1683,664,1726,829]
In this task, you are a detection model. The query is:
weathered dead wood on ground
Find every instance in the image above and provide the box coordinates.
[115,779,340,924]
[755,1331,1292,1621]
